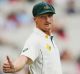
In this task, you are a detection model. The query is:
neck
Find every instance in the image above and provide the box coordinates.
[45,31,50,36]
[36,27,51,36]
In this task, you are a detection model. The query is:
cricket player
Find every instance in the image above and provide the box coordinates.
[3,2,62,74]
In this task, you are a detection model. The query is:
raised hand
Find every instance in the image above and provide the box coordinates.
[3,56,15,73]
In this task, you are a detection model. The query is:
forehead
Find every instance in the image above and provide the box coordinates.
[36,13,53,17]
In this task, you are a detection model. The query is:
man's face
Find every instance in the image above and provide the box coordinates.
[34,13,54,34]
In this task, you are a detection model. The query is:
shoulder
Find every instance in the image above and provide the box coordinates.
[25,32,40,45]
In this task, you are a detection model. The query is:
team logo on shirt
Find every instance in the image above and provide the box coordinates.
[45,35,48,39]
[23,48,28,52]
[45,44,51,52]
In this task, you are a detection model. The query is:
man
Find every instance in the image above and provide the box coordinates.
[3,2,62,74]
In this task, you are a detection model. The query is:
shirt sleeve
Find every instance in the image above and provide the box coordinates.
[21,38,40,62]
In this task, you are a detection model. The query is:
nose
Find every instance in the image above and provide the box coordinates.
[46,17,50,23]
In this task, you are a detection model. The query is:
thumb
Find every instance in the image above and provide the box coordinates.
[6,56,14,68]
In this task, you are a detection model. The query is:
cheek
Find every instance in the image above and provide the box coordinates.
[40,19,45,22]
[39,19,45,25]
[51,18,54,23]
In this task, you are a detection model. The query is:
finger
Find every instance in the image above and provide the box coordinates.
[3,65,15,73]
[3,67,10,73]
[3,68,11,73]
[6,56,14,68]
[7,56,12,65]
[3,67,11,70]
[3,68,15,73]
[3,64,11,68]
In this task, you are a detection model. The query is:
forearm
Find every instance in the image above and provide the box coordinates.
[3,55,32,73]
[13,55,28,72]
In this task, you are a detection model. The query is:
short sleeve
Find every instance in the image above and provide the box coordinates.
[21,38,40,62]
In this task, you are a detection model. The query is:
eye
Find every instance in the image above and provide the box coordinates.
[39,15,46,19]
[48,14,53,17]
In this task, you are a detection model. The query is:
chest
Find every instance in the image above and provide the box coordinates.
[39,37,60,62]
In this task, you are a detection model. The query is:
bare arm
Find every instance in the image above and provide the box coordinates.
[3,55,32,73]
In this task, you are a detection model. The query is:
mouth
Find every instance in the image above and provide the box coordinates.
[45,24,49,25]
[45,23,51,27]
[45,24,49,28]
[44,24,51,29]
[45,23,51,26]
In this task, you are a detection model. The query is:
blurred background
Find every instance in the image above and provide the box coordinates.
[0,0,80,74]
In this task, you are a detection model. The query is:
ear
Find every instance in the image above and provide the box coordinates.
[34,17,36,20]
[34,17,37,22]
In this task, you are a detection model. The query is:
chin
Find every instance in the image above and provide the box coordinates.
[45,29,50,32]
[46,28,50,31]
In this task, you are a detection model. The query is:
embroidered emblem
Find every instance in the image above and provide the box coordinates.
[44,6,49,9]
[23,48,28,52]
[45,35,48,39]
[45,44,51,52]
